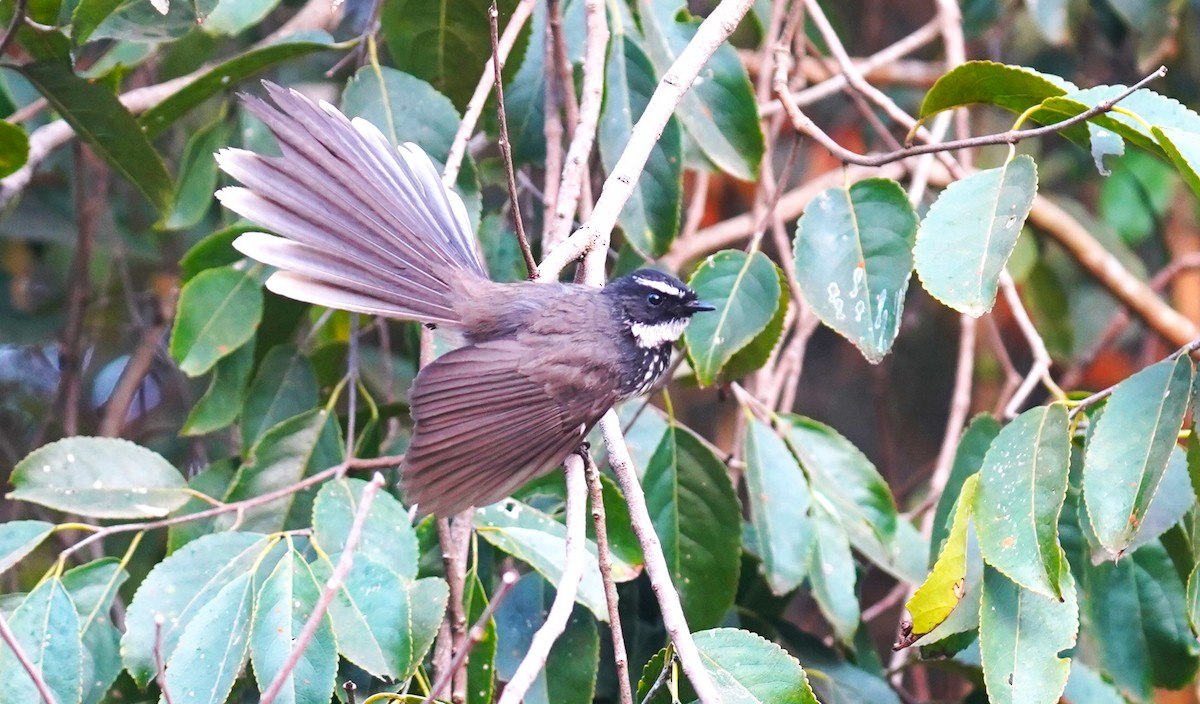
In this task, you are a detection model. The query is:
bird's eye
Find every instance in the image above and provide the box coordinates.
[647,292,663,306]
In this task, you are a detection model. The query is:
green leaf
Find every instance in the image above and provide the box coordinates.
[464,572,497,704]
[1025,0,1069,44]
[931,414,999,559]
[784,416,905,577]
[181,339,255,436]
[1063,661,1130,704]
[600,32,683,258]
[637,0,764,180]
[122,532,270,686]
[162,117,230,231]
[167,458,237,552]
[239,343,319,451]
[202,0,282,36]
[494,573,598,704]
[1153,126,1200,197]
[380,0,520,110]
[217,410,343,533]
[341,65,481,229]
[794,179,918,363]
[163,571,255,704]
[170,263,264,377]
[973,404,1070,599]
[1125,446,1193,554]
[915,155,1039,316]
[0,578,82,704]
[683,250,782,386]
[0,120,28,179]
[179,223,257,282]
[139,33,338,137]
[641,628,818,704]
[504,1,546,163]
[83,0,218,42]
[0,521,53,577]
[9,436,189,518]
[721,262,789,381]
[62,558,128,704]
[17,60,173,213]
[908,474,979,636]
[475,498,634,620]
[744,417,813,595]
[312,478,420,580]
[978,566,1078,704]
[643,423,741,629]
[71,0,126,43]
[918,61,1073,119]
[320,555,447,680]
[1084,356,1194,557]
[250,549,336,704]
[808,500,860,645]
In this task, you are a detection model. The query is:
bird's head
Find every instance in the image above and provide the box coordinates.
[605,269,715,348]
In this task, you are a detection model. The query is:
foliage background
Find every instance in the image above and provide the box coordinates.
[0,0,1199,703]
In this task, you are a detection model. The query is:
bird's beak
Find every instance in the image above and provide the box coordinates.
[687,300,717,313]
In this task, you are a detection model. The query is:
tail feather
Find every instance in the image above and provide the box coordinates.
[218,82,487,324]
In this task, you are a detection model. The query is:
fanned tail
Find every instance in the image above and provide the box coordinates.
[216,82,487,325]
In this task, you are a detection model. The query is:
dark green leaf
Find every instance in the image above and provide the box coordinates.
[504,1,546,163]
[978,566,1077,704]
[0,521,53,577]
[931,414,1000,558]
[683,250,782,385]
[380,0,520,110]
[919,61,1073,119]
[203,0,282,36]
[0,578,81,704]
[62,558,128,704]
[794,179,918,363]
[1084,356,1194,557]
[71,0,126,43]
[744,417,813,595]
[239,343,319,451]
[121,532,270,686]
[18,60,173,213]
[643,423,741,629]
[312,478,419,580]
[179,223,257,282]
[181,339,255,436]
[0,121,29,179]
[915,155,1038,316]
[637,0,763,180]
[167,458,237,552]
[600,32,682,258]
[9,436,189,518]
[721,262,789,381]
[170,263,264,377]
[464,572,497,704]
[250,549,336,704]
[218,410,343,533]
[139,33,338,137]
[973,404,1070,599]
[163,117,230,231]
[85,0,218,41]
[1153,126,1200,198]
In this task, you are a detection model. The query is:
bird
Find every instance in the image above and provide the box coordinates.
[214,83,714,516]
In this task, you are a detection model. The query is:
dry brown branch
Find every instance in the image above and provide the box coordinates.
[583,452,634,704]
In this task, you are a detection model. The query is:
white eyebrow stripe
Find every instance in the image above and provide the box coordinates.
[633,276,686,298]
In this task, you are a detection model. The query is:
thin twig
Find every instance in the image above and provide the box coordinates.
[542,0,566,244]
[538,0,759,280]
[425,569,519,703]
[489,1,537,278]
[0,0,28,59]
[496,454,589,704]
[999,272,1063,417]
[0,609,57,704]
[582,452,634,704]
[260,473,386,704]
[1067,337,1200,420]
[600,412,719,702]
[639,651,675,704]
[442,0,537,186]
[99,288,176,437]
[154,616,174,704]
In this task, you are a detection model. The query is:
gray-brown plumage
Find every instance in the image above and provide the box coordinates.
[217,83,711,516]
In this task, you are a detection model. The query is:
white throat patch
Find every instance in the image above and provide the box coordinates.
[630,318,689,348]
[632,276,686,298]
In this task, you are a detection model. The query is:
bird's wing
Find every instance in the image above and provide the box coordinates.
[402,339,616,516]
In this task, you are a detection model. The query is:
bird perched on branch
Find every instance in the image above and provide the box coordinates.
[215,83,713,516]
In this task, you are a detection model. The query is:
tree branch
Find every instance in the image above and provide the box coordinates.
[583,452,634,704]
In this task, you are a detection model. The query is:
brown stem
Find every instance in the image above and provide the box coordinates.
[582,452,634,704]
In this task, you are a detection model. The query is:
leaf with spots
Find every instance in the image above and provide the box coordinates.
[907,474,979,637]
[794,179,917,363]
[312,478,420,580]
[808,499,860,645]
[973,404,1070,599]
[162,572,256,704]
[684,250,782,386]
[915,155,1038,316]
